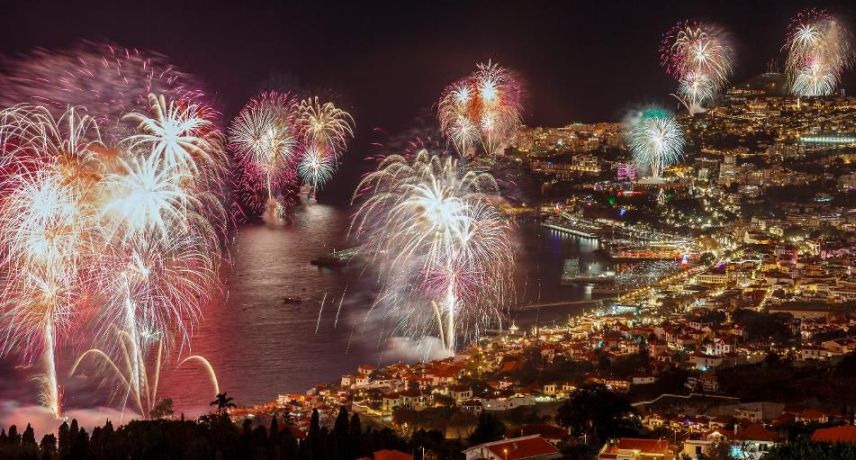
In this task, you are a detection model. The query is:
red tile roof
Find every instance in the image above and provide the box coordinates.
[471,435,559,460]
[811,425,856,445]
[735,424,778,443]
[374,450,413,460]
[601,438,673,455]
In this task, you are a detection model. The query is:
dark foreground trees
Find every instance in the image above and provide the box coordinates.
[556,383,641,445]
[0,406,413,460]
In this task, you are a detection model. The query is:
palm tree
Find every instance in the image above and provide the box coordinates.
[210,392,237,416]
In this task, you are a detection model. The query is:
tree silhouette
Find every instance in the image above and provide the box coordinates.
[557,383,640,443]
[468,412,506,445]
[151,398,175,419]
[210,392,238,416]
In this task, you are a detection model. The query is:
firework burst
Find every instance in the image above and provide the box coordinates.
[0,106,103,417]
[0,42,203,144]
[352,150,514,353]
[439,61,523,156]
[296,97,354,161]
[784,9,853,97]
[660,21,734,114]
[624,107,685,180]
[298,146,334,199]
[228,92,299,215]
[0,44,228,418]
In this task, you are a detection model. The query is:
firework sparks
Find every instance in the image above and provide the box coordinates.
[0,45,228,418]
[0,42,204,144]
[439,61,523,156]
[624,107,685,180]
[228,92,299,215]
[352,150,514,353]
[660,21,734,114]
[298,146,334,199]
[296,97,354,161]
[785,9,853,97]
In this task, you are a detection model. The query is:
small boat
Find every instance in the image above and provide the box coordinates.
[282,296,302,304]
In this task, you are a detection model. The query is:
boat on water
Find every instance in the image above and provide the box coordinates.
[282,296,302,304]
[310,247,359,268]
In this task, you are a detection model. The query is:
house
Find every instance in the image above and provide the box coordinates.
[732,424,780,460]
[822,337,856,355]
[798,347,829,361]
[450,385,473,404]
[399,389,425,409]
[462,435,561,460]
[461,399,483,415]
[811,425,856,445]
[597,438,675,459]
[681,438,713,460]
[358,364,375,376]
[341,374,354,388]
[734,407,763,423]
[691,352,724,371]
[632,375,656,386]
[381,393,401,414]
[698,373,719,393]
[506,425,569,446]
[794,408,829,424]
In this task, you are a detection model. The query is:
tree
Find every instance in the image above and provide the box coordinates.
[58,421,70,457]
[7,425,20,446]
[21,424,35,447]
[468,412,506,445]
[39,434,57,460]
[556,383,640,443]
[210,392,237,416]
[765,438,856,459]
[150,398,175,419]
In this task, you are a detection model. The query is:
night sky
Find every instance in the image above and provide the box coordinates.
[3,0,856,197]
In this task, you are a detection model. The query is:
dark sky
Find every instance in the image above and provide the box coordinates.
[3,0,855,197]
[5,0,856,124]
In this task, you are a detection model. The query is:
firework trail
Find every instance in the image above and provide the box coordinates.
[0,43,228,418]
[784,9,853,97]
[439,61,523,156]
[660,21,734,114]
[315,292,328,334]
[624,107,685,180]
[351,150,514,353]
[334,287,348,329]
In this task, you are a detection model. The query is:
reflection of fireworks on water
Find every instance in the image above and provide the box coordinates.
[624,107,685,179]
[0,44,227,418]
[439,61,523,156]
[660,21,734,114]
[784,9,853,97]
[352,150,514,353]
